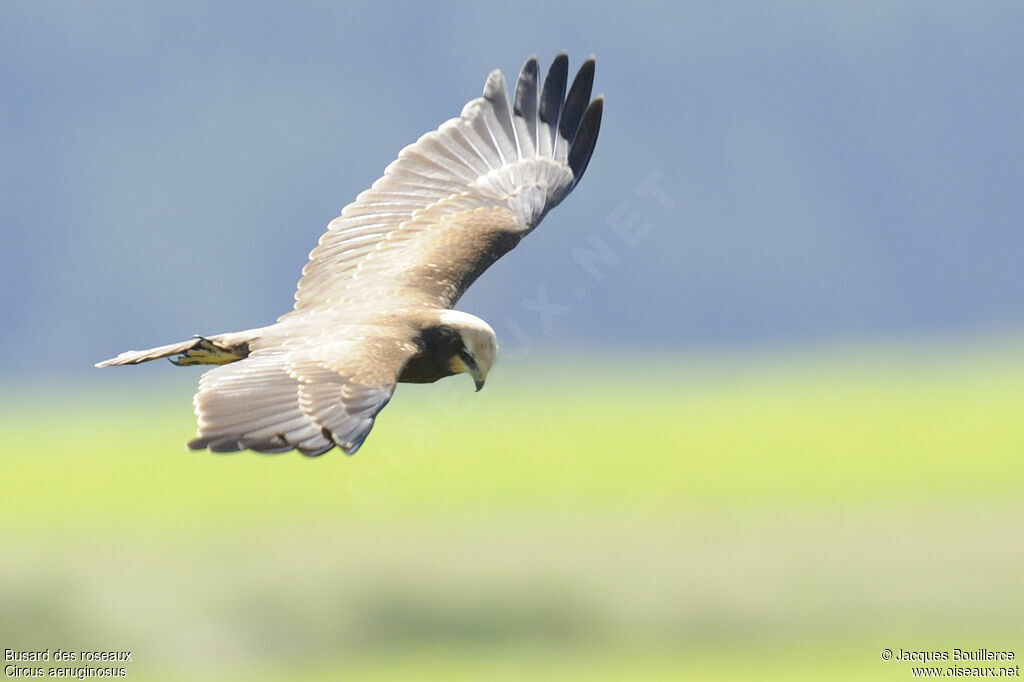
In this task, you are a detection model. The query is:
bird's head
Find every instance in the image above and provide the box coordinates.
[439,310,497,391]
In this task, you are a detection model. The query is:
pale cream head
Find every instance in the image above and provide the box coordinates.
[439,310,497,390]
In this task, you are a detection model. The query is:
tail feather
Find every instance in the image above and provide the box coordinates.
[95,335,251,368]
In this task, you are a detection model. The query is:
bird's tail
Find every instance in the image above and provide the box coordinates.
[95,332,256,368]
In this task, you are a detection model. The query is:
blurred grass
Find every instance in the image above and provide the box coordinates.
[2,340,1023,530]
[1,339,1023,679]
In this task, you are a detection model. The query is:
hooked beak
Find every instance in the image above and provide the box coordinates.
[454,349,486,392]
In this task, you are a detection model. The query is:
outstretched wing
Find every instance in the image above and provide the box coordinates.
[290,54,603,314]
[187,324,420,456]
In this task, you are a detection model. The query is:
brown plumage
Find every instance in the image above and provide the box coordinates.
[96,54,603,455]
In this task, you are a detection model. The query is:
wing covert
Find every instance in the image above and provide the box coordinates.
[188,325,420,456]
[290,54,603,313]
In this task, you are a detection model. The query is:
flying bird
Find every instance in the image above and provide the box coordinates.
[97,54,603,456]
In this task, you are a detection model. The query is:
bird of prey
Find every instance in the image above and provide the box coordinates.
[97,53,603,456]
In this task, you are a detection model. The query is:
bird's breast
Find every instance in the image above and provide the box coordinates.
[396,325,463,384]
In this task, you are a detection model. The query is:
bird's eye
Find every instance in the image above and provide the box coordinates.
[458,348,478,370]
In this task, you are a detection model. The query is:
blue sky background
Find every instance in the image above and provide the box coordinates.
[3,1,1022,377]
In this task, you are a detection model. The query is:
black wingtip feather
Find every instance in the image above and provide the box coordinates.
[539,54,569,152]
[246,437,293,454]
[559,57,595,145]
[206,437,245,453]
[514,57,539,138]
[188,433,334,456]
[567,96,603,185]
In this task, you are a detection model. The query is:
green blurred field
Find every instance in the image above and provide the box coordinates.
[2,339,1023,680]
